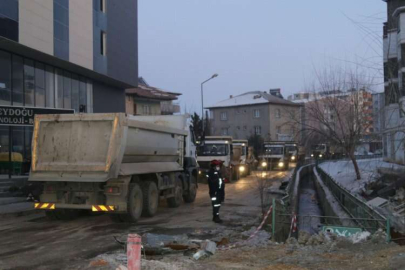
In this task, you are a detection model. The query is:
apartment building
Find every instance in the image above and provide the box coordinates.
[382,0,405,164]
[206,90,301,141]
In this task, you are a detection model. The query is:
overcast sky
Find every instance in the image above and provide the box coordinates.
[138,0,386,114]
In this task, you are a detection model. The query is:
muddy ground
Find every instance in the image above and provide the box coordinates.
[0,170,288,270]
[1,166,404,270]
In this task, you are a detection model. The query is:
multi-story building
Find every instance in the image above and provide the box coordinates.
[206,90,301,141]
[126,77,181,116]
[382,0,405,164]
[373,92,385,135]
[0,0,138,176]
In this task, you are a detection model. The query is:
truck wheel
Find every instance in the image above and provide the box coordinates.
[183,175,197,203]
[141,181,159,217]
[167,178,183,208]
[121,183,143,223]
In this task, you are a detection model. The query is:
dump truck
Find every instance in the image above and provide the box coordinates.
[232,139,250,177]
[285,142,298,163]
[260,141,289,170]
[197,136,234,182]
[29,113,199,222]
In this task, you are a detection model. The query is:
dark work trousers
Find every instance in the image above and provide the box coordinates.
[211,196,221,218]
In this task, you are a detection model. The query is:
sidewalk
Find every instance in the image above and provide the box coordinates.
[0,197,39,218]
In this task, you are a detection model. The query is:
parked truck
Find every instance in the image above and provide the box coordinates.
[197,136,234,182]
[260,141,289,170]
[232,139,250,178]
[29,113,199,222]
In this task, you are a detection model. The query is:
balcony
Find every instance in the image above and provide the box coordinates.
[161,102,180,115]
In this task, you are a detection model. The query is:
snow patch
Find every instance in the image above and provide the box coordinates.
[348,231,371,244]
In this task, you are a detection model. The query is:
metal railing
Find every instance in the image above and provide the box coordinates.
[316,167,388,233]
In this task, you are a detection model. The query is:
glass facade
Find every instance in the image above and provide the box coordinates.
[0,0,19,42]
[0,49,93,175]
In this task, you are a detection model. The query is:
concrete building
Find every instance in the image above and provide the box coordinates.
[373,92,385,135]
[382,0,405,164]
[206,90,301,141]
[0,0,138,177]
[126,78,181,116]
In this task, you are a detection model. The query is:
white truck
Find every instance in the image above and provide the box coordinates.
[232,139,250,177]
[29,113,199,222]
[197,136,234,182]
[260,141,289,171]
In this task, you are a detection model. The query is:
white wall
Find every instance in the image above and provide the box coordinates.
[69,0,93,70]
[19,0,54,55]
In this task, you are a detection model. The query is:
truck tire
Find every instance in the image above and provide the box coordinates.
[167,178,183,208]
[141,181,159,217]
[121,183,143,223]
[183,175,197,203]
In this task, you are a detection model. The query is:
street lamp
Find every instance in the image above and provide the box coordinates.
[201,73,218,136]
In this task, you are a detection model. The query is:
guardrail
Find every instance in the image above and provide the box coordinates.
[316,166,388,234]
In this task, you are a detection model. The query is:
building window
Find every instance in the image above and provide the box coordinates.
[12,55,24,106]
[237,126,240,130]
[63,71,71,109]
[276,126,281,133]
[24,59,35,106]
[101,31,107,56]
[54,0,69,61]
[221,128,228,136]
[71,74,80,112]
[220,112,227,121]
[275,109,281,118]
[100,0,106,12]
[254,126,261,135]
[133,103,137,115]
[143,105,151,115]
[35,63,46,107]
[254,109,260,118]
[56,69,64,108]
[0,51,11,105]
[45,66,55,108]
[0,0,19,42]
[236,109,241,114]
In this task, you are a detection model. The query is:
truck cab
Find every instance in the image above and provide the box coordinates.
[285,142,298,163]
[260,142,289,170]
[197,136,233,182]
[311,144,328,159]
[232,139,250,177]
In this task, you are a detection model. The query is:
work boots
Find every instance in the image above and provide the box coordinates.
[213,216,223,223]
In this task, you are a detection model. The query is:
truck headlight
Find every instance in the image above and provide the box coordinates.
[311,154,314,157]
[239,166,245,172]
[278,162,284,168]
[291,156,296,161]
[319,154,323,158]
[261,162,267,167]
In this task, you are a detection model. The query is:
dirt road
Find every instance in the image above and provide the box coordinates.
[0,170,289,270]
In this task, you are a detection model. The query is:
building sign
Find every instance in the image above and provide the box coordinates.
[322,226,363,238]
[0,106,74,126]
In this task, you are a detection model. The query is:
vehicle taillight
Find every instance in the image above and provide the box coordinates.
[106,187,120,194]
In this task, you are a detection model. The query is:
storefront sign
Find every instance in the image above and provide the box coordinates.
[0,106,74,126]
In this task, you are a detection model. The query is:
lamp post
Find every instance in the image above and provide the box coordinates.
[201,73,218,136]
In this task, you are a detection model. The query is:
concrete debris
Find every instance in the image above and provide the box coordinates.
[348,231,371,244]
[298,231,311,245]
[192,250,208,260]
[370,229,387,244]
[200,240,217,254]
[286,237,298,246]
[88,259,109,267]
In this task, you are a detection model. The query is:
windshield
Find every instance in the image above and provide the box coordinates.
[285,146,297,153]
[313,144,326,151]
[197,144,228,156]
[264,146,284,155]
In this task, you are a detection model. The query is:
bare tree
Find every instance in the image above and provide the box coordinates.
[287,64,376,180]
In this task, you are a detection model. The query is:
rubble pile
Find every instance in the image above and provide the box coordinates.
[287,229,388,248]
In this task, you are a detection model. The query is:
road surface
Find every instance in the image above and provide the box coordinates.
[0,169,291,270]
